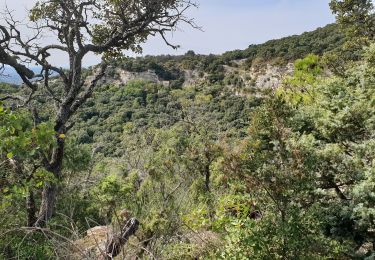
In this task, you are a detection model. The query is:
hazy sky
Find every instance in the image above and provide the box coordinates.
[0,0,335,66]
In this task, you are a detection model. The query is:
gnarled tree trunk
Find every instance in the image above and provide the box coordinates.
[34,183,59,227]
[26,190,36,227]
[34,139,65,227]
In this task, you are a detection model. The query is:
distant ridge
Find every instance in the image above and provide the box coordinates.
[0,23,343,85]
[0,66,23,85]
[0,66,53,85]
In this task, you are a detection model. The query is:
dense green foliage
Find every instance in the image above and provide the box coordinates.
[219,46,375,259]
[1,3,374,259]
[330,0,375,43]
[73,80,257,156]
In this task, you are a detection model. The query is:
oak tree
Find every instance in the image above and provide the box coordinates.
[0,0,197,227]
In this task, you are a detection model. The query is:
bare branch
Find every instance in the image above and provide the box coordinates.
[70,62,107,114]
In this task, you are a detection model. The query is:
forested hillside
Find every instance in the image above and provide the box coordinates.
[71,23,345,157]
[101,23,344,89]
[0,0,374,259]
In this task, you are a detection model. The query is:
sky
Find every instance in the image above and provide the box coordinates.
[0,0,336,66]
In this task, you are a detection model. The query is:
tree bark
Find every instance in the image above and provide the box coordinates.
[34,139,65,227]
[26,189,36,227]
[34,183,59,227]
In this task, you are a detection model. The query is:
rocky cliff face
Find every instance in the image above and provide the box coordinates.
[100,67,170,87]
[99,61,294,93]
[248,63,294,89]
[223,61,294,94]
